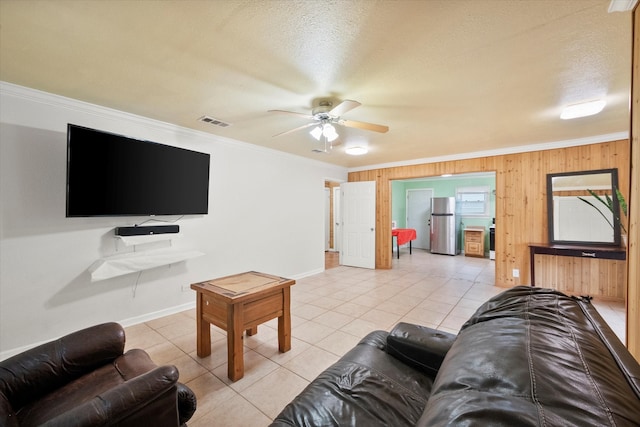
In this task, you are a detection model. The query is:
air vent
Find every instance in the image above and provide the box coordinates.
[198,116,231,128]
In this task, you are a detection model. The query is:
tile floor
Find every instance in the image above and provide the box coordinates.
[123,249,626,427]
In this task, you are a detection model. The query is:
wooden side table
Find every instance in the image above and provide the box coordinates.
[190,271,295,381]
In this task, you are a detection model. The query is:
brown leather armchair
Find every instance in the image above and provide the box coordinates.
[0,322,196,427]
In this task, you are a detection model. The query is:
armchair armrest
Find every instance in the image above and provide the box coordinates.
[386,322,456,376]
[177,382,198,425]
[39,365,182,427]
[0,322,125,410]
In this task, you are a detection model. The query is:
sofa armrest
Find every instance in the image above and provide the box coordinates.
[386,322,456,376]
[39,365,182,427]
[0,322,125,411]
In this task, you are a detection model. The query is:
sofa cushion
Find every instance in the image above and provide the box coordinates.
[271,330,434,426]
[417,286,640,426]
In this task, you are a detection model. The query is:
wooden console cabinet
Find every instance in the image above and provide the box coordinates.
[464,227,485,258]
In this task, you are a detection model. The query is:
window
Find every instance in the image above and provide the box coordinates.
[457,186,490,216]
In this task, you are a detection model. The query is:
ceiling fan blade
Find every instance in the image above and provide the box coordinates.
[329,99,361,117]
[268,109,314,120]
[272,122,317,137]
[340,119,389,133]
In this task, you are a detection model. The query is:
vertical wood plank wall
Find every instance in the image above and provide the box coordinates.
[534,256,626,300]
[627,5,639,361]
[348,140,630,291]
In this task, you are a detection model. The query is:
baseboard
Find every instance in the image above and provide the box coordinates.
[118,301,196,328]
[0,301,196,361]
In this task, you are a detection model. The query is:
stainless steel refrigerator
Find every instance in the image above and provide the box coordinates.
[430,197,459,255]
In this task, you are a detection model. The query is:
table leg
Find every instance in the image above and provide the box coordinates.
[397,236,400,259]
[409,240,412,254]
[530,247,536,286]
[227,303,244,381]
[246,326,258,336]
[196,293,211,357]
[278,287,291,353]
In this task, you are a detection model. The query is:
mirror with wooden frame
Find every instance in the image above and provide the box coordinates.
[547,168,621,246]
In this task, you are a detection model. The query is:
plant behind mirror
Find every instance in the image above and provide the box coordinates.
[578,188,628,233]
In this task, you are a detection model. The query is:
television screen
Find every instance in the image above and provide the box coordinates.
[66,124,210,217]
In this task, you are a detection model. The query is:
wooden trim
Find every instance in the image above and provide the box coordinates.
[627,4,640,361]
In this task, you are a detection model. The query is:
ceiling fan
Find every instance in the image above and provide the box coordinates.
[268,98,389,139]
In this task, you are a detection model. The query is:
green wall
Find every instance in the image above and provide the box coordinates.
[391,174,496,256]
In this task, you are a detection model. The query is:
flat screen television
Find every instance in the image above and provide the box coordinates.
[66,124,210,217]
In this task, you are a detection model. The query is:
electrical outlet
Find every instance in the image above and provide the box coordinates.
[181,284,191,292]
[512,269,520,278]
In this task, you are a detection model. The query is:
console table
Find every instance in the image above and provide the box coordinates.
[529,243,627,300]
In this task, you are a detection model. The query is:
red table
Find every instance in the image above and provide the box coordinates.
[392,228,417,259]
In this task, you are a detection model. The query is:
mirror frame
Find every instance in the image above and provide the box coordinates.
[546,168,621,246]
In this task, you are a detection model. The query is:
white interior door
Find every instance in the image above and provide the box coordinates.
[406,188,433,249]
[341,181,376,269]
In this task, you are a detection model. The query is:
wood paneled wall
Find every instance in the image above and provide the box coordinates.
[534,255,626,300]
[348,140,630,291]
[627,5,639,360]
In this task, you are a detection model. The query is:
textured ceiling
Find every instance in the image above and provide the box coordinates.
[0,0,632,168]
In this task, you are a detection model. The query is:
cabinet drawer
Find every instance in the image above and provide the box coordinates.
[466,242,482,252]
[466,234,482,243]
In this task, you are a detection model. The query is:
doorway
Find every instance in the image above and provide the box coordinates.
[324,180,342,253]
[324,179,344,270]
[392,172,496,265]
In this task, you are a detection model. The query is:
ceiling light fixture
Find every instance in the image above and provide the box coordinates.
[608,0,638,13]
[560,100,606,120]
[345,146,368,155]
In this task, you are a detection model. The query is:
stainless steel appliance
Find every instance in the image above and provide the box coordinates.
[430,197,460,255]
[489,222,496,260]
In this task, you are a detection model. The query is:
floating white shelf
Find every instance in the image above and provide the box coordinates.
[116,233,182,247]
[90,247,204,282]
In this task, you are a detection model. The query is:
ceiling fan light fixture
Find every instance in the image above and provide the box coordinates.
[323,124,339,142]
[346,146,368,155]
[310,126,323,140]
[560,100,606,120]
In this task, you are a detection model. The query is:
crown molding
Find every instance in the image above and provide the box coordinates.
[0,81,347,173]
[2,82,625,176]
[347,131,629,173]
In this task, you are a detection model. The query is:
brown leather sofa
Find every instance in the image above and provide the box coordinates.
[0,322,196,427]
[271,286,640,426]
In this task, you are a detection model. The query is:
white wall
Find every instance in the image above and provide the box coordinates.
[0,83,347,357]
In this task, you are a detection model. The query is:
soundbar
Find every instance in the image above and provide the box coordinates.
[115,225,180,236]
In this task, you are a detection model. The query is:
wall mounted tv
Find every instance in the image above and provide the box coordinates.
[66,124,210,217]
